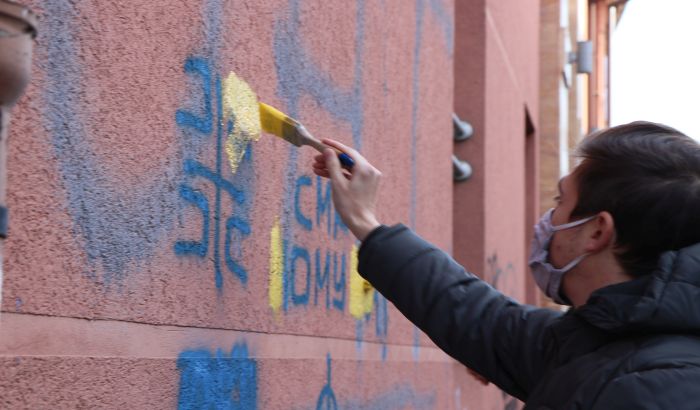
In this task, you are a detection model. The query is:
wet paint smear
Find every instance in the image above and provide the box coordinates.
[268,217,284,313]
[349,244,374,319]
[222,72,261,175]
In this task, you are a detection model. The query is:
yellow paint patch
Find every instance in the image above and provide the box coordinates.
[349,245,374,319]
[222,72,261,175]
[268,218,283,313]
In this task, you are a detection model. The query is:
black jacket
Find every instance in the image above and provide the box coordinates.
[358,224,700,409]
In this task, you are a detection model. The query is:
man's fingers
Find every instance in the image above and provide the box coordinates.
[321,138,367,167]
[323,148,348,186]
[312,167,330,179]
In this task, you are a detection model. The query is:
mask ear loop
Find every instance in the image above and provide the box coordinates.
[552,214,597,232]
[551,213,597,266]
[549,214,597,304]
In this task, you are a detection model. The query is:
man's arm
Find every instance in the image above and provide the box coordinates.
[359,224,562,400]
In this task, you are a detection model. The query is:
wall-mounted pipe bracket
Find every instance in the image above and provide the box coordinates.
[567,40,593,74]
[452,155,472,182]
[0,205,7,238]
[453,113,473,142]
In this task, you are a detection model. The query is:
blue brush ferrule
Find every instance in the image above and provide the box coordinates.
[338,153,355,169]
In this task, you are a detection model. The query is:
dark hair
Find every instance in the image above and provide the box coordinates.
[571,121,700,276]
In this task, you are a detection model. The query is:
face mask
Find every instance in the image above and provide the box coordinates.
[528,208,596,305]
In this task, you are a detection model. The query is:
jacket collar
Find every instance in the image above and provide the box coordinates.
[574,242,700,335]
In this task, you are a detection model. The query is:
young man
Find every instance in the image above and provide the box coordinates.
[312,121,700,409]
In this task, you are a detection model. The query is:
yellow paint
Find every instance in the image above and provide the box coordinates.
[268,218,283,314]
[349,245,374,319]
[222,72,261,175]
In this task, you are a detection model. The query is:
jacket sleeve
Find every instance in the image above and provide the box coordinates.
[358,224,562,400]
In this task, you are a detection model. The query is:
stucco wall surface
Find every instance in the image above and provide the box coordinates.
[453,0,540,305]
[453,0,541,406]
[0,0,496,409]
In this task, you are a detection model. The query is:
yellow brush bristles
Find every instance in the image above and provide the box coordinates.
[259,102,290,137]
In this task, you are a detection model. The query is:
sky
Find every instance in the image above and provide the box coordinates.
[611,0,700,140]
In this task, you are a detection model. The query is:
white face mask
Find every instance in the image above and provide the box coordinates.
[528,208,596,305]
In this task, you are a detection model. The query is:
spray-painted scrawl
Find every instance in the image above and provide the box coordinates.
[173,57,256,290]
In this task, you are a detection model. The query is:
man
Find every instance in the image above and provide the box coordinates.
[312,121,700,409]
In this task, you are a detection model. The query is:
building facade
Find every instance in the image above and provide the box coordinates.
[0,0,586,408]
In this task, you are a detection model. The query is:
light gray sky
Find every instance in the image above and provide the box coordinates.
[611,0,700,140]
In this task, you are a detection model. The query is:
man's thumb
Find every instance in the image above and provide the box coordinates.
[324,148,345,181]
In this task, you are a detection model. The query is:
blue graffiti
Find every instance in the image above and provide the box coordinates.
[41,0,261,284]
[173,57,252,289]
[313,249,347,311]
[280,176,348,311]
[41,0,189,283]
[290,246,311,305]
[175,58,213,135]
[295,175,313,231]
[413,326,422,360]
[315,249,331,308]
[273,0,366,151]
[407,1,454,358]
[375,292,389,360]
[316,354,339,410]
[487,253,515,290]
[271,0,453,316]
[408,0,454,229]
[353,292,389,359]
[333,253,346,310]
[341,384,436,410]
[312,354,435,410]
[273,0,364,319]
[316,176,332,235]
[173,185,210,257]
[286,247,347,310]
[177,342,257,410]
[410,0,426,229]
[428,0,455,55]
[314,176,349,239]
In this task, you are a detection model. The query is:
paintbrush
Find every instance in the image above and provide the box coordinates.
[259,102,355,169]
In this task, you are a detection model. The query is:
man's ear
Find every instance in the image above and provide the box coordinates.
[583,211,616,253]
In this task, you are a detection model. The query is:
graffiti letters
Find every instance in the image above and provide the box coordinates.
[173,57,252,290]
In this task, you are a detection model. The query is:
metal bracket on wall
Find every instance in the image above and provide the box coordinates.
[0,206,8,238]
[453,112,473,142]
[567,40,593,74]
[452,155,472,182]
[453,112,473,182]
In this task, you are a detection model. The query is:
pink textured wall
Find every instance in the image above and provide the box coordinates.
[454,0,541,408]
[0,0,542,408]
[0,0,498,409]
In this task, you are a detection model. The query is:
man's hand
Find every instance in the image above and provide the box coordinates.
[311,138,382,241]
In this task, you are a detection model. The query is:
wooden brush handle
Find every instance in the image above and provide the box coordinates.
[298,126,355,169]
